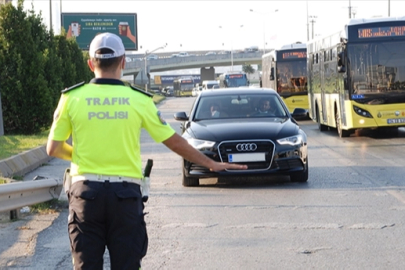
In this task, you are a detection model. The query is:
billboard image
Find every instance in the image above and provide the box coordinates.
[61,13,138,51]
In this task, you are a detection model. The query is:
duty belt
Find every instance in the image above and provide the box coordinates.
[71,174,143,186]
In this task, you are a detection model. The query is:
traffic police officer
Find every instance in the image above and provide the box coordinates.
[46,32,247,270]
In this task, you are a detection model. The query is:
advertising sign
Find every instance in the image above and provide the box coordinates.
[61,13,138,51]
[157,75,201,84]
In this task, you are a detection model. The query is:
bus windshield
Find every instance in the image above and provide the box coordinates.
[180,83,194,90]
[348,41,405,94]
[276,62,307,93]
[224,74,248,87]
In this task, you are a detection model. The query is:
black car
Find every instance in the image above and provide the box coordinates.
[174,88,308,186]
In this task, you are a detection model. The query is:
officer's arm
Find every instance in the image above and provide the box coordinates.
[46,139,73,161]
[162,133,247,172]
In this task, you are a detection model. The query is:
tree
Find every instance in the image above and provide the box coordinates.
[44,31,64,107]
[0,0,90,134]
[242,64,255,74]
[0,0,52,134]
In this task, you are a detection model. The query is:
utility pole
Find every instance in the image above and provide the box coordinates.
[49,0,53,32]
[348,0,352,19]
[143,44,167,92]
[388,0,390,16]
[309,16,317,39]
[306,1,309,41]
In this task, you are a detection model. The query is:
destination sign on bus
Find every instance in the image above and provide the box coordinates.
[358,26,405,38]
[181,80,193,83]
[282,52,306,59]
[229,74,244,78]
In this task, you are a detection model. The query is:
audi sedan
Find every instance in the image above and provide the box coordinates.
[174,88,309,186]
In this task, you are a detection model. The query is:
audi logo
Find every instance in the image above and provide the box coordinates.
[236,143,257,151]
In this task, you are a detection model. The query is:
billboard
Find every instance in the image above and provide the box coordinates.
[61,13,138,51]
[155,75,201,85]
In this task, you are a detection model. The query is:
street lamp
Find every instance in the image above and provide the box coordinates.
[250,8,278,54]
[219,25,243,71]
[143,43,167,92]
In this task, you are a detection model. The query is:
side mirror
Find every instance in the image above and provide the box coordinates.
[338,66,346,73]
[174,112,189,121]
[337,52,346,73]
[270,67,275,80]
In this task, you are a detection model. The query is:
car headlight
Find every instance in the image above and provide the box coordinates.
[186,137,215,150]
[277,135,303,146]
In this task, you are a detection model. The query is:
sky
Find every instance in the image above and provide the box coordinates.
[18,0,405,56]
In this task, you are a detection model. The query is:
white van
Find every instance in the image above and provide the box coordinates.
[202,80,220,90]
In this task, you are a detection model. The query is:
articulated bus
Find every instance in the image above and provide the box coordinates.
[173,77,194,97]
[262,42,308,113]
[218,71,249,88]
[307,17,405,137]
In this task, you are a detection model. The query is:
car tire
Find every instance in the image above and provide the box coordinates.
[290,159,308,183]
[182,174,199,187]
[182,163,199,186]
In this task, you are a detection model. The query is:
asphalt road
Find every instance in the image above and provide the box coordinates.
[1,97,405,269]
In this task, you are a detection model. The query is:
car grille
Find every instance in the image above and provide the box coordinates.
[271,159,303,170]
[218,140,275,171]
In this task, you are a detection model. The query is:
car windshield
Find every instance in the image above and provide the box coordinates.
[194,94,288,120]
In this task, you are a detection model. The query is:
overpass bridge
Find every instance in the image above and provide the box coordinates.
[123,51,265,84]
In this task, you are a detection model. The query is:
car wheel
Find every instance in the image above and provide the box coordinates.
[182,174,199,187]
[182,163,199,187]
[290,158,308,183]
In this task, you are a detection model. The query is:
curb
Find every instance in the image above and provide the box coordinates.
[0,145,53,179]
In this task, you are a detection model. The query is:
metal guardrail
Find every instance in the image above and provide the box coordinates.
[0,178,63,213]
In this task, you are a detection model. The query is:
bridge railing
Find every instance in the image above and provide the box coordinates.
[124,51,263,70]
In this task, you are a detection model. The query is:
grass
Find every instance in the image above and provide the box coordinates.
[0,94,166,161]
[30,199,67,214]
[0,129,50,160]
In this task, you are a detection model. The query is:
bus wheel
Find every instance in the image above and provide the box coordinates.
[335,111,350,137]
[316,107,328,131]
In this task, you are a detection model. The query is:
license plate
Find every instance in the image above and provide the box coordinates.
[228,153,265,162]
[387,118,405,124]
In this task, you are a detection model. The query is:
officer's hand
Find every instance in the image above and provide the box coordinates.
[210,162,247,172]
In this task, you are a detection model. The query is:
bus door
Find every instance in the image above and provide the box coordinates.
[308,53,315,119]
[320,50,327,124]
[271,61,277,91]
[337,46,349,128]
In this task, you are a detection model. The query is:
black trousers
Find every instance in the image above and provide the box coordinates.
[68,180,148,270]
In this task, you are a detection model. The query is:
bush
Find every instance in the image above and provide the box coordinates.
[0,0,93,135]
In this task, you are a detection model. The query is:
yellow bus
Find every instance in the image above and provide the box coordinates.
[307,17,405,137]
[173,77,194,97]
[262,42,308,113]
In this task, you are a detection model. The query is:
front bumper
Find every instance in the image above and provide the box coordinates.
[184,139,307,179]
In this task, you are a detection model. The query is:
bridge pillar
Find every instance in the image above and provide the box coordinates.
[200,67,215,83]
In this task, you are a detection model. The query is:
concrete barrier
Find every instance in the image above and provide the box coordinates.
[0,145,53,179]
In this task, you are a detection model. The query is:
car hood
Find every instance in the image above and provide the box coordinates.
[187,118,299,141]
